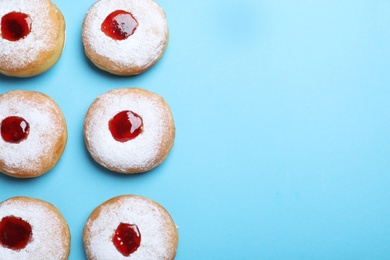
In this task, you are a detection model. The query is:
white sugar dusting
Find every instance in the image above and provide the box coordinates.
[85,89,169,172]
[0,198,68,259]
[0,91,64,176]
[85,196,176,260]
[0,0,57,71]
[82,0,168,68]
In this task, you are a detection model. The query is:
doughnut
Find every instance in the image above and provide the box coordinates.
[82,0,169,76]
[0,0,65,77]
[0,196,70,259]
[0,90,67,178]
[83,195,178,260]
[84,88,175,174]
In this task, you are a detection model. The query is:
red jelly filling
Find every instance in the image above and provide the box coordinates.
[101,10,138,40]
[109,110,143,142]
[1,12,32,41]
[112,223,141,256]
[0,216,32,250]
[1,116,30,143]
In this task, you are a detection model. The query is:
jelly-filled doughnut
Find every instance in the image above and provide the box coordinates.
[0,90,67,178]
[0,0,66,77]
[0,196,71,259]
[84,88,175,174]
[82,0,169,76]
[83,195,178,260]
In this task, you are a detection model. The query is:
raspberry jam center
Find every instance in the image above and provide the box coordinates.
[108,110,143,142]
[101,10,138,40]
[112,223,141,256]
[0,216,32,251]
[1,116,30,143]
[1,12,32,41]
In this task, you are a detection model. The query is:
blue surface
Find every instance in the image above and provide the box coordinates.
[1,0,390,259]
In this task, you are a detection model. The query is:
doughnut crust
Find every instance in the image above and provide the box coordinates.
[83,195,178,260]
[0,90,67,178]
[0,0,65,77]
[84,88,175,174]
[82,0,169,76]
[0,196,71,259]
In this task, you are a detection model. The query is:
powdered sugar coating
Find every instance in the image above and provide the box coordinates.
[0,90,66,177]
[82,0,168,74]
[0,0,60,72]
[0,197,70,259]
[84,88,175,173]
[83,195,178,260]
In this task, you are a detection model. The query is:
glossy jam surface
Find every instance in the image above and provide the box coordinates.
[108,110,143,142]
[112,223,141,256]
[0,216,32,251]
[1,116,30,143]
[1,12,32,41]
[101,10,138,40]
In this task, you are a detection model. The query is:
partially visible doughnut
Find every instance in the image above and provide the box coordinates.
[0,196,71,259]
[0,90,67,178]
[82,0,169,76]
[0,0,65,77]
[83,194,178,260]
[84,88,175,174]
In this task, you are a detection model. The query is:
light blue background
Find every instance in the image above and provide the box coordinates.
[1,0,390,259]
